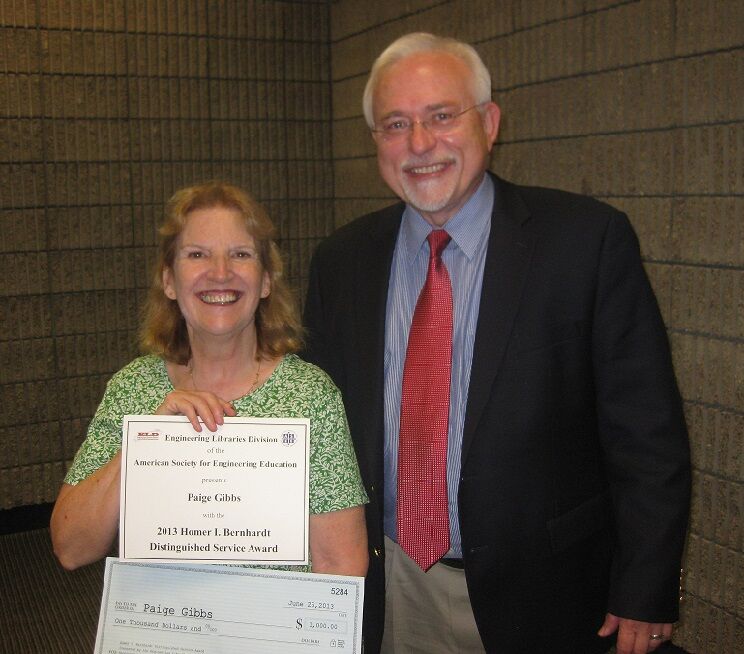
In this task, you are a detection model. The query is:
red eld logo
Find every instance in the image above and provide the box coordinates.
[136,431,160,441]
[282,431,296,446]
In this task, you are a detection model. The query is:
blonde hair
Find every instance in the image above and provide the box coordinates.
[139,181,304,364]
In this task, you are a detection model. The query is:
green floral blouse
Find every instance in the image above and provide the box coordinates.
[65,354,368,571]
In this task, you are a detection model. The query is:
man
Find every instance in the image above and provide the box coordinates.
[303,32,690,654]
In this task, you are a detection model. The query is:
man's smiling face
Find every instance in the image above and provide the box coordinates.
[372,51,500,227]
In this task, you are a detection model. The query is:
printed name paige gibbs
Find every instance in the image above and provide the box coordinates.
[113,599,213,632]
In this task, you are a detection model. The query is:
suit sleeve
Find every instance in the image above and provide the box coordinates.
[592,212,691,622]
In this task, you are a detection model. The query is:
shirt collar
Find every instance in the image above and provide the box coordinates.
[400,174,494,262]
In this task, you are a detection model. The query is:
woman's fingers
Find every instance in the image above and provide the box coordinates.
[156,391,235,432]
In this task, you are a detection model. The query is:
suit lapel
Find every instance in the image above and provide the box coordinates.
[352,203,403,369]
[461,177,536,465]
[347,191,534,472]
[352,204,403,475]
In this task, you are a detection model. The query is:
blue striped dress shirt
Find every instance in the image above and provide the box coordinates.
[383,174,494,558]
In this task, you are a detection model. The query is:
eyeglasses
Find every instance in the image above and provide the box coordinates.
[371,103,486,140]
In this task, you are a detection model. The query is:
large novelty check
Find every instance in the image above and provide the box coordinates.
[120,415,310,565]
[95,558,364,653]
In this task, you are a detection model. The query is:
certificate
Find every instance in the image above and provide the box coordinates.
[95,558,364,654]
[120,415,310,565]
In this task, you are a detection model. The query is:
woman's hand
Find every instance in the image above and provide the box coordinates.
[156,390,237,432]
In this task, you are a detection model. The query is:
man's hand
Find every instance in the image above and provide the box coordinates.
[598,612,673,654]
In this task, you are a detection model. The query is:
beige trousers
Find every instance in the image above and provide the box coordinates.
[381,536,486,653]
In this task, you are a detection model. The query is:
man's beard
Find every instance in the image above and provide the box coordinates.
[400,174,456,215]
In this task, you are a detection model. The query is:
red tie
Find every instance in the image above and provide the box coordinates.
[397,229,452,571]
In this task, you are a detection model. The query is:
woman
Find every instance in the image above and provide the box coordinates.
[50,181,368,576]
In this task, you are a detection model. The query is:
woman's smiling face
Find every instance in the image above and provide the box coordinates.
[162,205,270,344]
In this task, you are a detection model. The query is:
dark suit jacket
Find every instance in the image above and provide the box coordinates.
[303,173,691,654]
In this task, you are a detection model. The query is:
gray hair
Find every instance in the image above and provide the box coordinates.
[362,32,493,128]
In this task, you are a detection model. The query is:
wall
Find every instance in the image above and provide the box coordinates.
[329,1,743,652]
[0,0,333,508]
